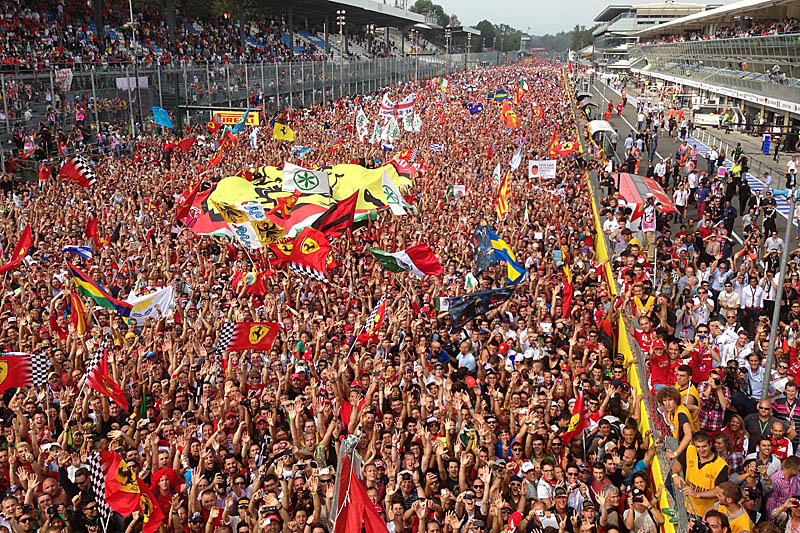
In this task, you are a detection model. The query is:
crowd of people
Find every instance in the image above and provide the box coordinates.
[0,51,684,533]
[594,55,800,532]
[0,0,437,71]
[636,17,800,47]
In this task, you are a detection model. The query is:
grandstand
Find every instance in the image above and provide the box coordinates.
[623,0,800,135]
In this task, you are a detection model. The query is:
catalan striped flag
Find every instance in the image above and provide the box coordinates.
[494,169,511,221]
[70,292,88,336]
[66,261,133,318]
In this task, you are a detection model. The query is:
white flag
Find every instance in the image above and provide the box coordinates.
[282,162,331,195]
[509,145,523,170]
[356,108,368,140]
[388,118,402,142]
[492,163,502,187]
[380,119,390,141]
[412,113,422,133]
[382,171,407,216]
[369,119,381,144]
[403,113,413,132]
[125,286,175,326]
[396,93,415,117]
[379,93,396,117]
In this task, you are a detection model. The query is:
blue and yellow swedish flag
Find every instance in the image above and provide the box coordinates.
[488,90,509,102]
[487,229,527,284]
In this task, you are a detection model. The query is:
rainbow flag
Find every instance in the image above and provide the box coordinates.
[66,261,133,318]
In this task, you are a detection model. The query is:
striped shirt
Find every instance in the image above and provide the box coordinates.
[767,469,799,517]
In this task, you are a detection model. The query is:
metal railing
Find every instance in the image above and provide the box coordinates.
[0,52,510,139]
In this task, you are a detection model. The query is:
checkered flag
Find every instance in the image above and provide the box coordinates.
[31,353,52,387]
[85,340,106,377]
[59,155,97,187]
[217,323,236,353]
[86,453,112,522]
[288,262,330,284]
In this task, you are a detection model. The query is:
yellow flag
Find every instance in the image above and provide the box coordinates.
[273,122,295,141]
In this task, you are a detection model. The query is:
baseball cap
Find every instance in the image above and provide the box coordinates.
[465,376,478,388]
[554,486,568,497]
[498,342,509,354]
[521,462,535,473]
[238,498,250,508]
[189,512,204,523]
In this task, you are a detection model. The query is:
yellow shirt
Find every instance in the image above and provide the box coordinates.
[684,445,728,518]
[716,503,752,533]
[677,382,701,431]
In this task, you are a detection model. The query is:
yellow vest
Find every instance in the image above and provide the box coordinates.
[669,404,698,439]
[677,382,701,431]
[685,445,728,517]
[716,503,752,533]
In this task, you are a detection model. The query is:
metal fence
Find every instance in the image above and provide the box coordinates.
[1,52,512,138]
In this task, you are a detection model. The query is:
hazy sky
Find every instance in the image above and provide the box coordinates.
[433,0,727,35]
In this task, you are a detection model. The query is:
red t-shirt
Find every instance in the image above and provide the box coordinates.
[650,351,676,387]
[688,345,716,384]
[632,329,656,353]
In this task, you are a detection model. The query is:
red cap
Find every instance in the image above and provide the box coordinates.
[651,339,666,350]
[351,379,363,388]
[498,342,509,354]
[465,376,478,388]
[225,412,237,419]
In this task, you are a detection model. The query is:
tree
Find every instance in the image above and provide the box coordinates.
[409,0,449,28]
[571,24,596,51]
[475,20,496,50]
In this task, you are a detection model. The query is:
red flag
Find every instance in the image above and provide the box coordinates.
[206,115,223,134]
[176,180,203,223]
[548,129,560,158]
[85,217,104,249]
[310,191,358,239]
[562,265,574,319]
[269,240,294,265]
[19,148,36,161]
[98,451,141,515]
[218,322,281,353]
[177,136,197,152]
[328,139,342,152]
[357,297,387,345]
[267,190,301,221]
[231,271,270,296]
[59,156,97,187]
[137,477,165,533]
[333,455,389,533]
[0,355,33,393]
[70,292,88,337]
[487,143,494,161]
[87,350,129,411]
[38,164,52,182]
[561,385,590,445]
[207,148,225,169]
[288,227,332,282]
[0,225,32,274]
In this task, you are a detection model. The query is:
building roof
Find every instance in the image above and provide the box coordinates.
[594,1,715,22]
[633,0,798,37]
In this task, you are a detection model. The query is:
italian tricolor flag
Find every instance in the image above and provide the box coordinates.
[370,244,443,277]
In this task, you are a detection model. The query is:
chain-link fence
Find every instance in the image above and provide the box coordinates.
[1,52,512,138]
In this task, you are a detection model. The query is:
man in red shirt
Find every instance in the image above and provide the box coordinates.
[622,313,656,354]
[650,339,676,392]
[680,324,719,385]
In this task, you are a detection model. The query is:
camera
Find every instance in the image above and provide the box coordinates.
[712,377,722,386]
[688,515,711,533]
[47,505,59,517]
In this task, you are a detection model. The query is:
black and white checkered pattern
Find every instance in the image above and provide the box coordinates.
[85,340,106,376]
[71,156,97,186]
[217,322,237,353]
[31,353,52,387]
[86,453,112,522]
[288,262,329,284]
[359,295,387,336]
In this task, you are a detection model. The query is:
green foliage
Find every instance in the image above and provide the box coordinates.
[409,0,449,28]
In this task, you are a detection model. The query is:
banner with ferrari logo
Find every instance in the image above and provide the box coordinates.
[217,322,281,353]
